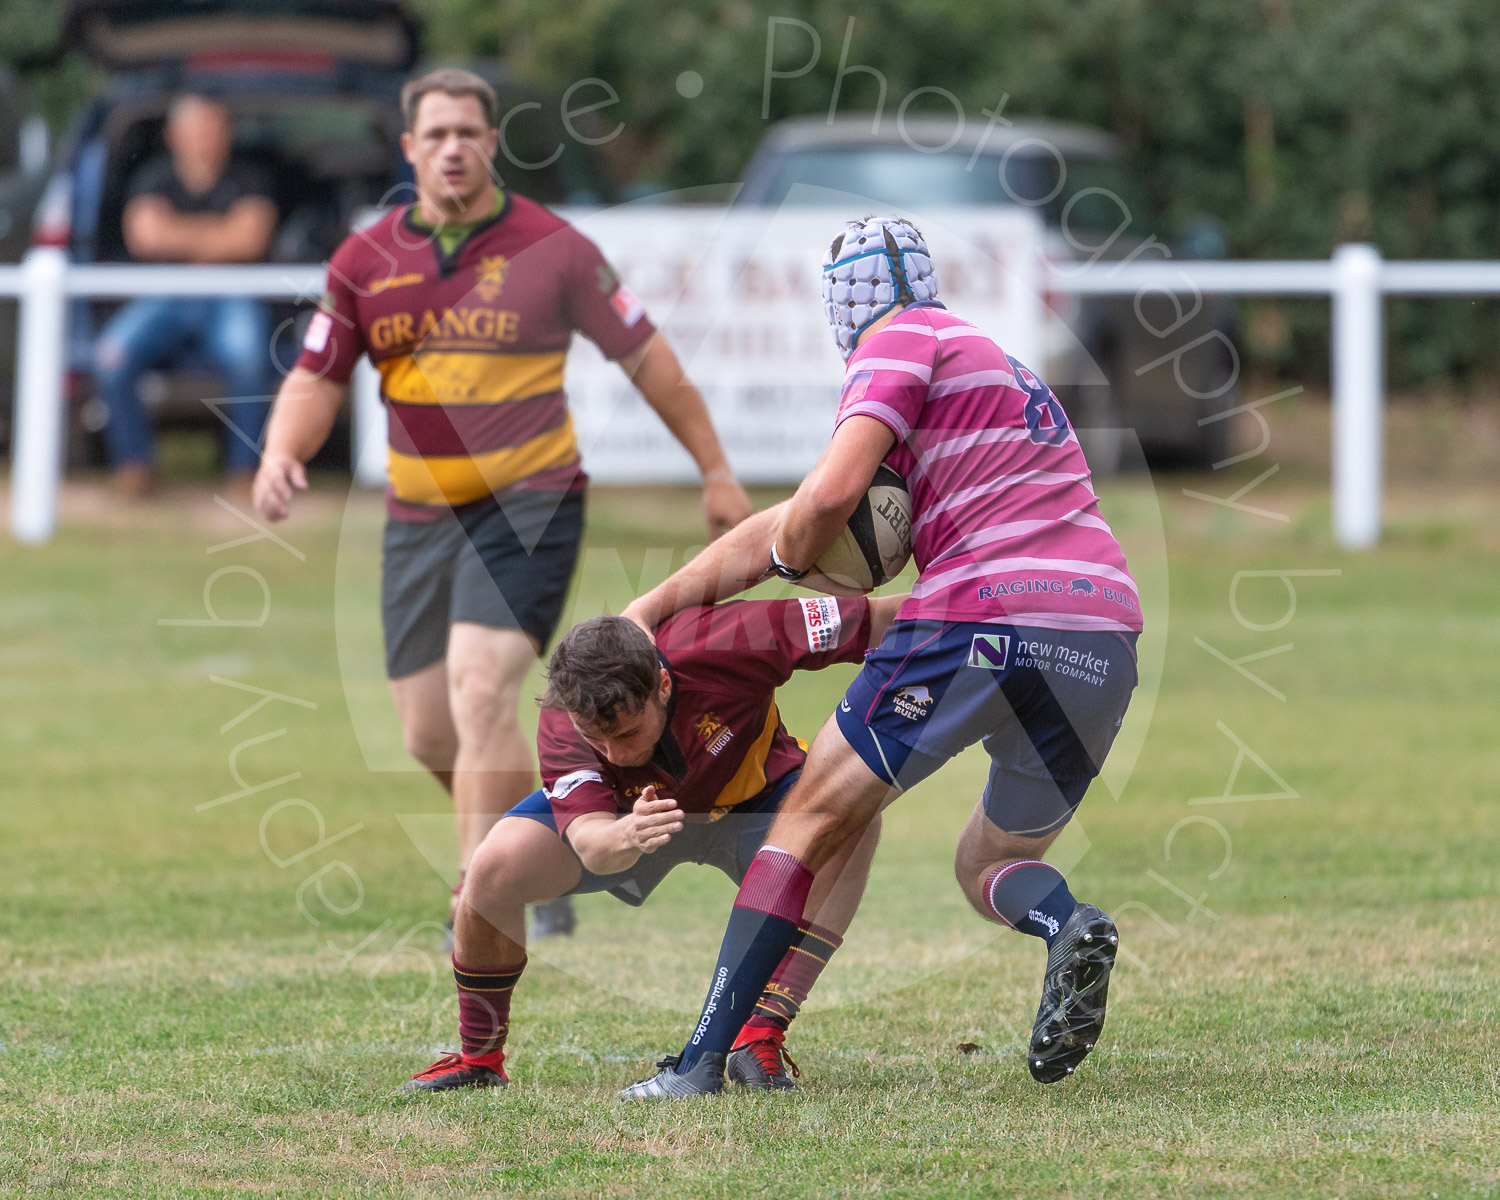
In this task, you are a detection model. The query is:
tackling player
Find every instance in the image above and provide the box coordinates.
[252,69,751,938]
[400,592,900,1092]
[618,216,1143,1096]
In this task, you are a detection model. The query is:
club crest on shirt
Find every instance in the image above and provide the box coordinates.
[475,254,510,302]
[694,712,734,756]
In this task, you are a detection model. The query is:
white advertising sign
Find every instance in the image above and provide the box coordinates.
[559,205,1044,484]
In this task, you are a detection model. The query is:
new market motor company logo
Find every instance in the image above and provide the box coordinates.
[968,633,1010,670]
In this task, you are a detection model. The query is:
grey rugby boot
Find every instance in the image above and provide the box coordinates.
[1027,902,1119,1083]
[530,895,578,940]
[617,1052,727,1099]
[726,1031,799,1090]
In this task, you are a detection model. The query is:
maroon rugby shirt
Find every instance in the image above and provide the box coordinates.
[295,192,654,517]
[538,597,873,834]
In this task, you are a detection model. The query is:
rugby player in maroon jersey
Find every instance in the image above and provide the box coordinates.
[399,592,903,1092]
[251,69,751,940]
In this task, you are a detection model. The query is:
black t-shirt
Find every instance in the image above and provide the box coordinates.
[126,155,274,218]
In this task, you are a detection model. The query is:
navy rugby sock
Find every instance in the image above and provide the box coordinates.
[675,848,814,1071]
[983,860,1077,947]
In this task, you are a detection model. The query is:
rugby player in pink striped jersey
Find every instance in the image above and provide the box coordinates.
[619,216,1142,1096]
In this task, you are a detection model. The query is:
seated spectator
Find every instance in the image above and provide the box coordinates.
[97,94,278,497]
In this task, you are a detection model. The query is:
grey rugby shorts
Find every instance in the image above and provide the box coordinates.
[380,489,585,678]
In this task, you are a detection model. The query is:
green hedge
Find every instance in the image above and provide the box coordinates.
[10,0,1500,385]
[416,0,1500,386]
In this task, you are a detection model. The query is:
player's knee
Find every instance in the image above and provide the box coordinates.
[449,667,520,735]
[464,834,524,903]
[401,719,455,773]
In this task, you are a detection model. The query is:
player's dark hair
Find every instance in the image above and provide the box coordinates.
[541,616,661,730]
[401,67,499,130]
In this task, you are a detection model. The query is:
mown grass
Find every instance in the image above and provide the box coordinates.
[1,465,1497,1198]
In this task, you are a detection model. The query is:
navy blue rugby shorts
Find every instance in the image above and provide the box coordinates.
[835,620,1138,837]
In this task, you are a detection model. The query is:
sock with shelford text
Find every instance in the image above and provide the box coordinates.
[675,848,814,1071]
[733,921,843,1046]
[455,955,526,1070]
[983,860,1077,947]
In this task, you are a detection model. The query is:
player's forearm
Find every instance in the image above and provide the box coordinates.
[866,594,909,642]
[568,819,643,876]
[263,368,346,463]
[621,336,732,479]
[775,470,862,572]
[777,414,898,570]
[626,503,785,628]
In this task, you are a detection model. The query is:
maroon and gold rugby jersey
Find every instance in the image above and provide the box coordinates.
[295,192,654,518]
[537,597,874,835]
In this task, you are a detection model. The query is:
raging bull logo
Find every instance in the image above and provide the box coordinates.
[891,686,934,721]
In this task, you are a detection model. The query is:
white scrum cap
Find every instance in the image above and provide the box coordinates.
[819,216,938,359]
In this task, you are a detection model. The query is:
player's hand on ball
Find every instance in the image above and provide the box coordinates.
[625,785,682,853]
[253,451,307,523]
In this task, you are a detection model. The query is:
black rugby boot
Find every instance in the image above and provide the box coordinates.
[1027,903,1118,1083]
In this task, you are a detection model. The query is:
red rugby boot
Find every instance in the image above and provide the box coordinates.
[399,1052,507,1092]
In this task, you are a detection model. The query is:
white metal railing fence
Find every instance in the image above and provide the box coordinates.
[6,243,1500,546]
[0,250,385,543]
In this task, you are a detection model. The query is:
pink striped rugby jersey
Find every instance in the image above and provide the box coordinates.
[835,303,1142,632]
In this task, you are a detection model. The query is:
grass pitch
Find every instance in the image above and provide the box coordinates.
[2,451,1498,1197]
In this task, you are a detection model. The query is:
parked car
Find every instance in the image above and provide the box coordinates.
[736,115,1239,468]
[7,0,619,468]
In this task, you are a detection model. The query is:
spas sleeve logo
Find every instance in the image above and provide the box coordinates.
[800,597,843,652]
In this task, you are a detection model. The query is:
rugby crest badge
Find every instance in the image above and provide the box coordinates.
[475,255,510,302]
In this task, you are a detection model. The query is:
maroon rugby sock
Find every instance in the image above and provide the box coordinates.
[737,921,843,1042]
[454,955,526,1069]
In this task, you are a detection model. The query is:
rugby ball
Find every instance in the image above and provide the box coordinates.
[813,465,913,591]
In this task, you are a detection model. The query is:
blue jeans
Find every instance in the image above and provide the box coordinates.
[95,296,272,471]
